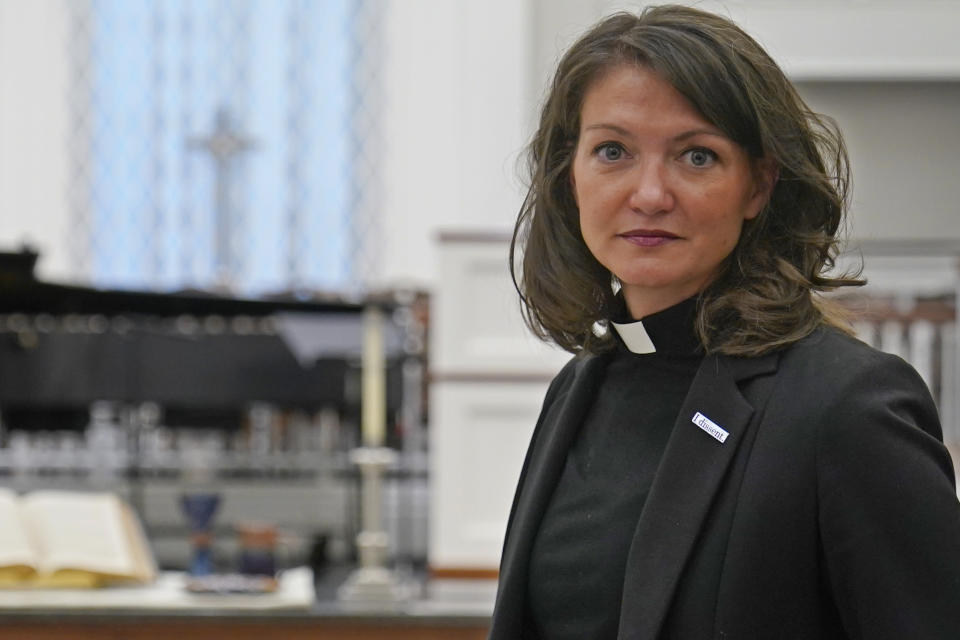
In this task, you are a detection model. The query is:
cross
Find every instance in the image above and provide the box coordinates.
[187,107,257,288]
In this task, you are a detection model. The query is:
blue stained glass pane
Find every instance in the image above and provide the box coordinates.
[86,0,356,295]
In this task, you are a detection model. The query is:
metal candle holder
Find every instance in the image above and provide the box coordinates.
[338,306,412,604]
[337,447,412,603]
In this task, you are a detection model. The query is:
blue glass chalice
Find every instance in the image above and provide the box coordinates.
[180,493,221,577]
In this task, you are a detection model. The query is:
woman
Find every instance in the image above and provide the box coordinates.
[490,5,960,639]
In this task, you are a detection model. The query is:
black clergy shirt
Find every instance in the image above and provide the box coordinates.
[526,297,703,639]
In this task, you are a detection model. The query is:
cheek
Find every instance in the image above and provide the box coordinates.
[570,156,588,208]
[722,222,744,253]
[572,171,594,224]
[707,211,744,242]
[578,204,598,246]
[576,189,608,243]
[711,218,747,267]
[699,182,755,236]
[576,197,607,258]
[574,172,613,218]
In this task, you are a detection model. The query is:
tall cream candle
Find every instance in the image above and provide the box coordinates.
[361,306,387,447]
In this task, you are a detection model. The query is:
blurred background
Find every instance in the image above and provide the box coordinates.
[0,0,958,618]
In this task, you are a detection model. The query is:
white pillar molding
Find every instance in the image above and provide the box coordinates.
[378,0,535,290]
[0,0,77,282]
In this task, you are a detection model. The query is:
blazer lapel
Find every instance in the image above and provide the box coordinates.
[618,352,778,640]
[491,352,610,637]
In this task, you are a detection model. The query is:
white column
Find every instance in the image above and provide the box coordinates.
[379,0,535,289]
[0,0,78,282]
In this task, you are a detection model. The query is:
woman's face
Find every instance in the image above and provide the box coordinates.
[571,64,773,319]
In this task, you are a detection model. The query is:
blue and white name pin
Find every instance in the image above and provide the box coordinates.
[692,412,729,444]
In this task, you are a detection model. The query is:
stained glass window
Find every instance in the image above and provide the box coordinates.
[69,0,380,295]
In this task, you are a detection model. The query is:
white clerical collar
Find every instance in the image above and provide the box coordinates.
[610,320,656,354]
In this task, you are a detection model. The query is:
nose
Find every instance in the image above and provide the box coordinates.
[627,160,675,215]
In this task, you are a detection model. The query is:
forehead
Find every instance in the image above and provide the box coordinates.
[579,64,715,132]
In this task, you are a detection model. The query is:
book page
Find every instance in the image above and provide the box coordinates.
[22,491,138,578]
[0,489,38,581]
[118,500,157,582]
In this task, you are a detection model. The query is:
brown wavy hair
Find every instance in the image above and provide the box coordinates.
[510,4,864,357]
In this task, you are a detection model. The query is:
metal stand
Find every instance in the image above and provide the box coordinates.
[338,447,414,604]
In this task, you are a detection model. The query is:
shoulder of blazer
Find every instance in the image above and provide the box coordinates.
[531,350,614,443]
[544,353,585,405]
[499,351,608,552]
[766,325,941,440]
[507,351,595,474]
[779,326,933,397]
[781,325,903,369]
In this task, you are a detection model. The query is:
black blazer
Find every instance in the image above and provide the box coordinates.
[489,328,960,639]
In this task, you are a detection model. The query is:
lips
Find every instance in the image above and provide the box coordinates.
[619,229,679,247]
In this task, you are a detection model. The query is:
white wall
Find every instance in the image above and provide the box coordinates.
[797,81,960,243]
[533,0,960,83]
[604,0,960,80]
[379,0,535,289]
[0,0,73,281]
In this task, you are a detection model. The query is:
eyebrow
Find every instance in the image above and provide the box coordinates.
[582,123,729,142]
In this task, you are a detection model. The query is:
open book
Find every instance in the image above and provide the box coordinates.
[0,489,157,588]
